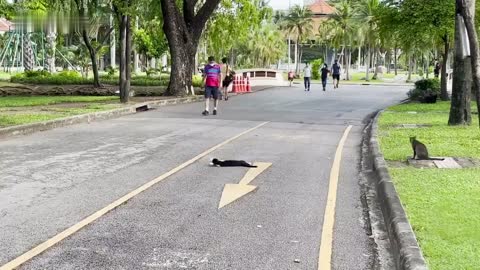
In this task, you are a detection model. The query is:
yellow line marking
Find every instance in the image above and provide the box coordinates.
[238,162,272,185]
[0,122,269,270]
[218,162,272,209]
[318,125,353,270]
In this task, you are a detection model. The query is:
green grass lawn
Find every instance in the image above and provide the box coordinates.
[0,96,118,107]
[378,101,480,269]
[0,96,121,127]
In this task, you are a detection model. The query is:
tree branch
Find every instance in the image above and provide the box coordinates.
[95,26,115,52]
[191,0,221,41]
[183,0,196,28]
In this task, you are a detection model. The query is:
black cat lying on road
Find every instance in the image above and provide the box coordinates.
[410,136,445,160]
[210,158,257,168]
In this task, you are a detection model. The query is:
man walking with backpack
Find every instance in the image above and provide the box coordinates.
[331,59,341,89]
[202,56,222,116]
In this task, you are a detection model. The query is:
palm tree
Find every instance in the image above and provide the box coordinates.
[355,0,381,81]
[325,0,357,80]
[282,5,313,74]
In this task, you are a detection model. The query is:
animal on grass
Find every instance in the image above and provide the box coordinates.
[409,136,445,160]
[210,158,257,168]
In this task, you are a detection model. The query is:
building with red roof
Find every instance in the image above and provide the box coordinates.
[0,18,12,34]
[307,0,335,37]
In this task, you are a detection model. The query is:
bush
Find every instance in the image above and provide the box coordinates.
[192,75,203,87]
[311,58,323,80]
[105,66,116,77]
[415,78,440,91]
[24,70,49,77]
[11,70,89,85]
[408,78,440,101]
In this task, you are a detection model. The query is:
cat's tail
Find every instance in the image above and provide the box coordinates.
[247,165,258,168]
[428,158,445,161]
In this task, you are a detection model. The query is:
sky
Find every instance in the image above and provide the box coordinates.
[268,0,304,10]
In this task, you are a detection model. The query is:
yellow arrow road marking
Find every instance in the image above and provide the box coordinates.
[238,162,272,185]
[218,162,272,209]
[0,122,269,270]
[318,125,353,270]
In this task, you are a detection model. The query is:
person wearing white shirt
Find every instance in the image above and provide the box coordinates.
[303,62,312,91]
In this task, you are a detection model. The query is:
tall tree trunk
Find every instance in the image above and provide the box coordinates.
[425,54,429,78]
[298,46,303,73]
[386,50,391,74]
[295,39,299,74]
[125,16,132,97]
[373,47,378,80]
[22,33,34,72]
[133,16,139,74]
[441,35,450,100]
[119,15,128,102]
[46,31,56,73]
[346,47,351,80]
[394,45,398,75]
[357,46,361,71]
[407,53,412,82]
[160,0,221,96]
[458,0,480,127]
[365,45,370,81]
[110,13,116,68]
[413,55,418,74]
[82,29,101,87]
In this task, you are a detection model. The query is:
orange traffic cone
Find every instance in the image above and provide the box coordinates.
[246,76,251,92]
[232,75,238,93]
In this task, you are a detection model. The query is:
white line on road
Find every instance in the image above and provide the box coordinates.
[0,121,269,270]
[318,125,353,270]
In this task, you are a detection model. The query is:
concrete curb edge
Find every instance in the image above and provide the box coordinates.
[0,95,205,139]
[370,110,428,270]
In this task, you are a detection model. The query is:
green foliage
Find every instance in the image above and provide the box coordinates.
[105,66,116,77]
[407,78,440,100]
[311,58,323,80]
[192,75,203,88]
[0,0,15,19]
[204,0,281,67]
[134,19,168,59]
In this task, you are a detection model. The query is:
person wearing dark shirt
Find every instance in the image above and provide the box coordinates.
[434,62,440,78]
[331,59,341,89]
[321,63,330,91]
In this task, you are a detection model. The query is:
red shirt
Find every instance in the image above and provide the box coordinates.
[204,63,221,87]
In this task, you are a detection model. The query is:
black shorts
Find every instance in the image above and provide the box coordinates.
[332,74,340,80]
[222,80,232,88]
[205,86,220,99]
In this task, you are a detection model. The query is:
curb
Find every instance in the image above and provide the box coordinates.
[370,111,428,270]
[0,95,204,139]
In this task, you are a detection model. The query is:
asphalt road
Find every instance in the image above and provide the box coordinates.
[0,84,409,270]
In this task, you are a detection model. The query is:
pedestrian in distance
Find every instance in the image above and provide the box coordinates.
[202,56,222,116]
[288,70,295,87]
[304,62,312,91]
[221,57,233,101]
[434,61,440,78]
[331,59,341,89]
[321,63,330,91]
